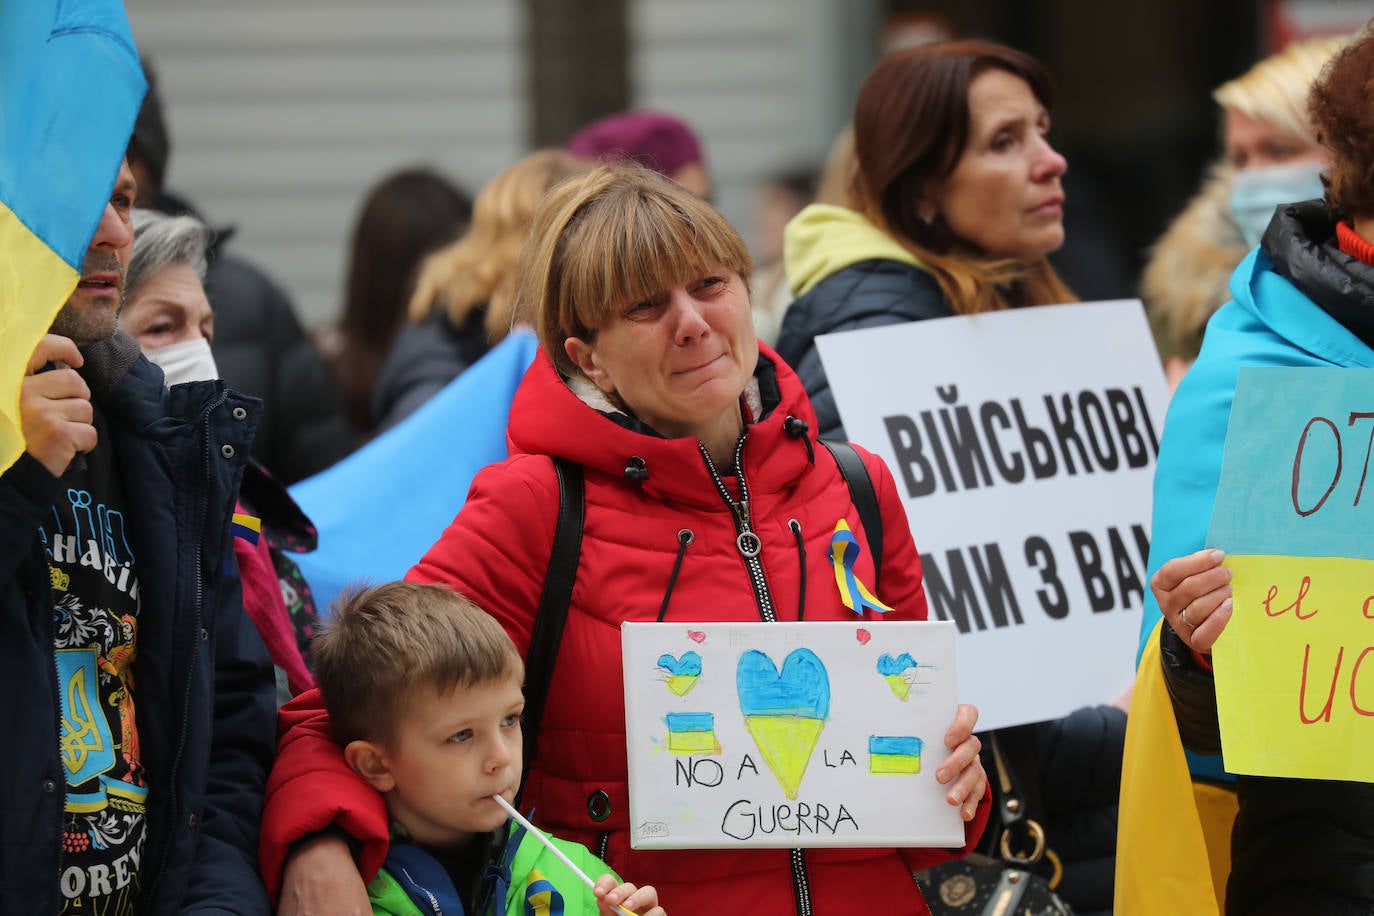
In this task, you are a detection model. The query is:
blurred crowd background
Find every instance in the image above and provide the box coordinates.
[125,0,1368,334]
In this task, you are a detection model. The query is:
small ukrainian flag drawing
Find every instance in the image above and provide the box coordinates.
[657,651,702,697]
[664,712,721,755]
[869,735,923,775]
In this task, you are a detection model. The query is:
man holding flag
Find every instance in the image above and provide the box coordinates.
[1,3,275,913]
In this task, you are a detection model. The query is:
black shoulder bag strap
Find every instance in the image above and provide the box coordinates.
[819,438,882,588]
[520,457,584,779]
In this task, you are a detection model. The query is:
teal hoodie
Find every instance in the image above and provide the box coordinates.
[1138,201,1374,783]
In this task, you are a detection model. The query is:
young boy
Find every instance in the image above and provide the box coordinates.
[314,582,665,916]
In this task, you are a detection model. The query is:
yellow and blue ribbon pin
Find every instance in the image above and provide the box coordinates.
[830,519,893,615]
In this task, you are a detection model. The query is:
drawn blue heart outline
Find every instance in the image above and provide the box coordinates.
[737,648,830,719]
[657,651,703,677]
[876,652,918,676]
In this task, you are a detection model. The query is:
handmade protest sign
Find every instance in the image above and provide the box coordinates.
[816,301,1167,729]
[621,621,962,849]
[1209,366,1374,782]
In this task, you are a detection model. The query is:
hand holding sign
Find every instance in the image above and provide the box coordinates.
[1150,549,1234,653]
[938,703,987,822]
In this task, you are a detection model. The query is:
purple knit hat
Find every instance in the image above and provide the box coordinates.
[565,109,704,177]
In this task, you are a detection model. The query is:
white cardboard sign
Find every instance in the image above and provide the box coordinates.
[621,620,962,849]
[816,301,1167,729]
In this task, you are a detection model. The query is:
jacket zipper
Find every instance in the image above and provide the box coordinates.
[146,391,225,903]
[699,433,812,916]
[700,434,776,624]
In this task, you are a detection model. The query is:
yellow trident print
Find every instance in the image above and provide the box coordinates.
[61,665,105,776]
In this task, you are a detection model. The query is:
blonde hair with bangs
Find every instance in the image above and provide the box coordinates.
[314,581,524,746]
[521,164,753,378]
[1213,34,1349,145]
[407,149,592,342]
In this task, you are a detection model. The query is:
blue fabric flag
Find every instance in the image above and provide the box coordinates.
[0,1,145,472]
[289,331,540,614]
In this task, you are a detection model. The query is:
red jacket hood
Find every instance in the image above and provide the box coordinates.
[507,342,821,508]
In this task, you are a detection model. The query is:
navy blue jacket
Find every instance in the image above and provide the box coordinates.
[0,333,276,913]
[775,258,950,439]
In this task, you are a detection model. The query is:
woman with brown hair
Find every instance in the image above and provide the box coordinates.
[321,168,473,436]
[370,149,590,432]
[776,40,1072,439]
[781,41,1126,916]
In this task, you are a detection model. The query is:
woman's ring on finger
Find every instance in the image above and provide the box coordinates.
[1180,608,1195,629]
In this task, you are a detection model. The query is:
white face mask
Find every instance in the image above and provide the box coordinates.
[1228,160,1326,249]
[145,337,220,386]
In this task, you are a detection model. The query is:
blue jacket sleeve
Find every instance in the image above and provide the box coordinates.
[1136,352,1239,664]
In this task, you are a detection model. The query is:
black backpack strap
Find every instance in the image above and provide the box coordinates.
[820,438,882,589]
[520,456,584,778]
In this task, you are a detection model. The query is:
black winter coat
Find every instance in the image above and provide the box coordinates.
[206,255,356,484]
[775,258,950,439]
[0,334,276,913]
[371,307,491,433]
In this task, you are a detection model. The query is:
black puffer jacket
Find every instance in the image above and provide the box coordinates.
[775,258,949,439]
[371,307,491,433]
[1161,200,1374,915]
[206,256,357,483]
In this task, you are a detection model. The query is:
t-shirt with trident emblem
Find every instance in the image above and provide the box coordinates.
[42,403,147,915]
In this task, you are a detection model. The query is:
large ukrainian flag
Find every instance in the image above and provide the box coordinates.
[0,1,146,473]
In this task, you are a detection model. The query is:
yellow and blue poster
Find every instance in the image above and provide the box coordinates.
[1208,366,1374,781]
[621,620,962,849]
[0,1,145,473]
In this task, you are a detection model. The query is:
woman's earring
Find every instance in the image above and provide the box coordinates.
[921,209,937,226]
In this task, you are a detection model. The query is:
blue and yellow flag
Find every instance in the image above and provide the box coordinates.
[0,1,146,473]
[289,331,541,614]
[1115,620,1234,915]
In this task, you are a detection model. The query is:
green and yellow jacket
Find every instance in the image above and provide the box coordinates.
[367,818,618,915]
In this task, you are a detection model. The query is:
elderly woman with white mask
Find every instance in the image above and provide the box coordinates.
[122,209,220,384]
[122,208,316,701]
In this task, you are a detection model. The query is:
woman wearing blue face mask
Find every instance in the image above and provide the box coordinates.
[1142,34,1346,392]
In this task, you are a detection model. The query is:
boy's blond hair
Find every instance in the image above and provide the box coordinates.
[314,581,524,745]
[520,163,753,379]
